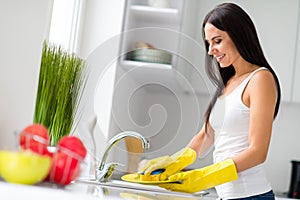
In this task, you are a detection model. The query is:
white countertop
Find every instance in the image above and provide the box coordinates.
[0,180,215,200]
[0,180,293,200]
[0,181,102,200]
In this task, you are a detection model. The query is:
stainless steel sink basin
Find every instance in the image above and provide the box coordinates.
[0,176,211,200]
[75,178,209,199]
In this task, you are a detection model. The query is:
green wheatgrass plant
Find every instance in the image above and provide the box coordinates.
[34,41,87,146]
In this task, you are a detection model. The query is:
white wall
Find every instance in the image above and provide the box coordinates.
[0,0,53,149]
[78,0,125,58]
[266,102,300,193]
[75,0,125,158]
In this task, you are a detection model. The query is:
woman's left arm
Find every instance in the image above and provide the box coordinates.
[233,70,278,173]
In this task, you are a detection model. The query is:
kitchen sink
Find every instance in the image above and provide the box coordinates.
[74,177,209,199]
[1,176,213,200]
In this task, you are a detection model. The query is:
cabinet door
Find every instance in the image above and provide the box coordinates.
[191,0,300,101]
[292,20,300,103]
[238,0,299,102]
[182,0,300,99]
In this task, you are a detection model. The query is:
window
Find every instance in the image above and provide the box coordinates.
[49,0,84,53]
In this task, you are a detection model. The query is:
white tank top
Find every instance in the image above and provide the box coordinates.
[209,67,272,199]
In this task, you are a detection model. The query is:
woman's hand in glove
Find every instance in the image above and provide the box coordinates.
[140,147,197,181]
[158,159,238,193]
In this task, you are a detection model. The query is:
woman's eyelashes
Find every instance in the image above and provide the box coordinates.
[206,38,222,46]
[215,39,222,44]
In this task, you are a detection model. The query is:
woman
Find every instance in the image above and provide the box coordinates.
[140,3,281,200]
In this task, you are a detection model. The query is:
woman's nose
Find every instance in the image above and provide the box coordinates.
[208,45,215,55]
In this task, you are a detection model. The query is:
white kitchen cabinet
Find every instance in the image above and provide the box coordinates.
[189,0,300,101]
[244,0,300,102]
[292,9,300,103]
[116,0,213,96]
[175,0,214,96]
[173,0,300,99]
[119,0,185,77]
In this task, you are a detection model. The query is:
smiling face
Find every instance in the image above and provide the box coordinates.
[204,23,242,68]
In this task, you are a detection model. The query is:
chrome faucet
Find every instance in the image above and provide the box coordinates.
[95,131,150,182]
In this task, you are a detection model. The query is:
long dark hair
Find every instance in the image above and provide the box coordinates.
[202,3,281,128]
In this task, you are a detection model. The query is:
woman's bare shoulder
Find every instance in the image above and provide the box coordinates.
[250,68,276,86]
[248,68,277,101]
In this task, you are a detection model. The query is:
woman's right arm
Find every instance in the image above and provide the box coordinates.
[188,123,214,157]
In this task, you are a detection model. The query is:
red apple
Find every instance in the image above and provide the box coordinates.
[48,136,87,185]
[57,136,87,160]
[19,124,52,156]
[48,151,80,185]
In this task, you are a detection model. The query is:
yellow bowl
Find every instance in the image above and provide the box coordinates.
[0,150,51,185]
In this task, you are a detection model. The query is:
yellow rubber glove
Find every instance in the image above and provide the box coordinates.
[158,159,238,193]
[140,147,197,181]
